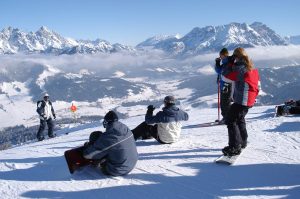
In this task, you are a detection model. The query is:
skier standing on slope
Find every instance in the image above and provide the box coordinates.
[36,93,56,141]
[221,47,260,156]
[132,95,189,144]
[215,48,235,123]
[83,111,138,176]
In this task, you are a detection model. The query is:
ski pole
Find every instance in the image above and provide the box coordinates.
[217,75,220,122]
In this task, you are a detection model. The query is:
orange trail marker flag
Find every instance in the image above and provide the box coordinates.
[70,104,77,112]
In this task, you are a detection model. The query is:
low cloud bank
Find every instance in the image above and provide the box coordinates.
[0,45,299,73]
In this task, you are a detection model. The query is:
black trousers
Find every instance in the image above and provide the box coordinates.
[226,103,249,148]
[37,118,54,139]
[290,100,300,114]
[131,122,169,144]
[290,107,300,114]
[220,83,232,120]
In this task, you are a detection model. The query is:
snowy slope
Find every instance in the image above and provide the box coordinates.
[0,105,300,199]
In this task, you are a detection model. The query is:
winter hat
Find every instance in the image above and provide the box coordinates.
[164,95,176,105]
[44,93,49,97]
[219,48,229,56]
[104,111,118,122]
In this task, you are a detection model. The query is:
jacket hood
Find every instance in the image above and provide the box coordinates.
[162,105,180,117]
[105,121,129,136]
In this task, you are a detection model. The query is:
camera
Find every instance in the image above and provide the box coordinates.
[228,55,236,62]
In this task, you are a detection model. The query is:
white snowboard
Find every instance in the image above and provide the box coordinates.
[215,154,240,165]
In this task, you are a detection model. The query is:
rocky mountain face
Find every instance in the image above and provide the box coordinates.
[0,22,294,56]
[137,22,288,56]
[0,26,135,55]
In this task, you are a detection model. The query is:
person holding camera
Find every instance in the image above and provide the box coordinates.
[221,47,260,156]
[215,48,235,123]
[132,96,189,144]
[36,93,56,141]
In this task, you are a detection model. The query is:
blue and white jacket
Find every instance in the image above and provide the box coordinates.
[145,105,189,143]
[83,121,138,176]
[215,57,233,90]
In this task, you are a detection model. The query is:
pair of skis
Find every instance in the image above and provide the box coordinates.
[182,120,225,129]
[183,76,224,129]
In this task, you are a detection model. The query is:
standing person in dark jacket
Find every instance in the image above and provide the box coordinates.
[83,111,138,176]
[132,96,189,144]
[36,93,56,141]
[221,47,260,156]
[215,48,234,123]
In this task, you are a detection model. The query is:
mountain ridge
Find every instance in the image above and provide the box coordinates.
[137,22,288,56]
[0,22,296,56]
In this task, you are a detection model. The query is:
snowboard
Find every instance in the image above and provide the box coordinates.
[215,154,240,165]
[64,146,94,174]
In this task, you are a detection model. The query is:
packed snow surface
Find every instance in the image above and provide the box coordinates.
[0,106,300,199]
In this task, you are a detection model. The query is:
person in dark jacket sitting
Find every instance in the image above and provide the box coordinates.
[132,96,189,144]
[83,111,138,176]
[276,99,300,116]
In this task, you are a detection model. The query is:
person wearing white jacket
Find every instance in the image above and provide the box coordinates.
[36,93,56,141]
[132,96,189,144]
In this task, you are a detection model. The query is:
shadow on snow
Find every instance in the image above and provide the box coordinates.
[0,147,299,198]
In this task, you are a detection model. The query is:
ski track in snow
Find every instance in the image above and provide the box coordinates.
[0,106,300,199]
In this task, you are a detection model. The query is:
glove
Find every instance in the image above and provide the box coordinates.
[41,114,46,120]
[215,58,221,67]
[84,141,90,147]
[216,75,220,84]
[147,105,155,111]
[53,114,56,119]
[147,105,155,115]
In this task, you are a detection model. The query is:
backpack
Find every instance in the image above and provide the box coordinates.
[284,100,297,107]
[37,100,45,109]
[37,100,52,109]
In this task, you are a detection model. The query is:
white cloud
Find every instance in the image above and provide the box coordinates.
[0,45,299,73]
[246,45,300,60]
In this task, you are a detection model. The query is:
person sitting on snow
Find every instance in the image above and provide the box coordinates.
[83,111,138,176]
[276,99,300,117]
[132,95,189,144]
[36,93,56,141]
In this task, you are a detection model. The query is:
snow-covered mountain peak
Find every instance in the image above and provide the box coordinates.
[0,26,134,55]
[36,26,51,34]
[137,34,180,48]
[0,22,295,56]
[1,26,17,35]
[138,22,288,56]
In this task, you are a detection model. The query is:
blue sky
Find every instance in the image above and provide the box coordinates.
[0,0,299,45]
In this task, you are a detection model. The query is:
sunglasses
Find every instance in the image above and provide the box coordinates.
[103,120,108,128]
